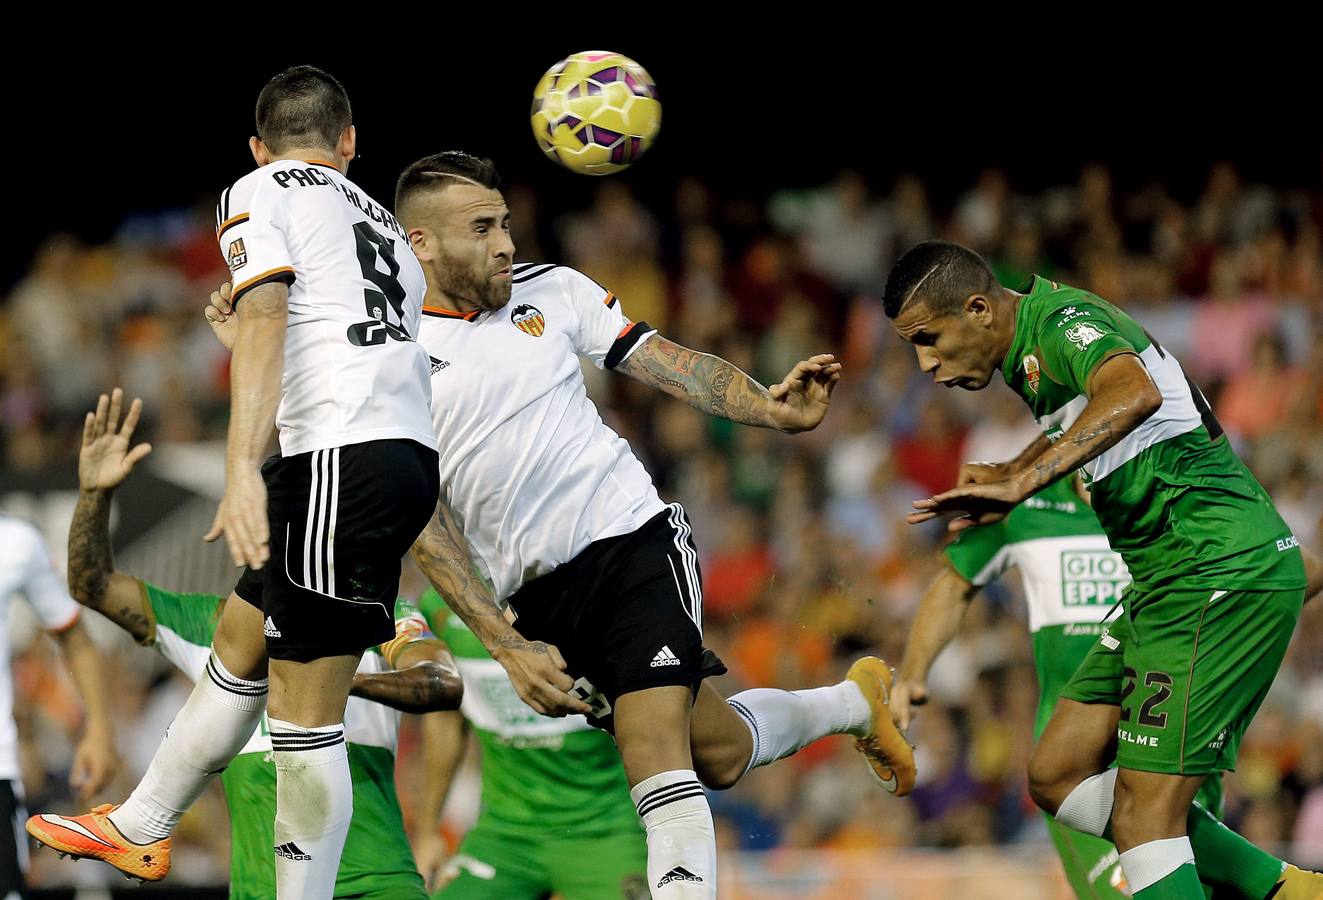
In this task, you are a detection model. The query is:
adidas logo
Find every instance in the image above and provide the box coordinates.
[658,866,703,887]
[264,617,282,638]
[429,356,451,374]
[650,645,681,668]
[274,841,310,861]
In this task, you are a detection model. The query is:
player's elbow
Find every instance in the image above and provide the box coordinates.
[418,661,465,712]
[1131,379,1162,423]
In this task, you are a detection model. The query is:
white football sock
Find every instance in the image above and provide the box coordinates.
[111,653,266,843]
[1119,836,1196,893]
[727,682,872,776]
[270,719,352,900]
[631,769,716,898]
[1055,768,1117,837]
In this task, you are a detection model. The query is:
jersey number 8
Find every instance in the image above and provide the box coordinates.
[347,223,411,346]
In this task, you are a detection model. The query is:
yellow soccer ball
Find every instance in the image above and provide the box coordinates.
[531,51,661,175]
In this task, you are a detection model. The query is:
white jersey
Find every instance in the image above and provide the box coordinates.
[216,158,435,457]
[419,264,666,601]
[0,517,81,781]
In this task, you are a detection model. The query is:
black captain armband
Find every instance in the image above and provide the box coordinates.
[605,321,656,369]
[231,268,296,306]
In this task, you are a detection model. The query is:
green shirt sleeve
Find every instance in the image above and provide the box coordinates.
[1034,301,1140,395]
[139,580,224,648]
[944,522,1012,587]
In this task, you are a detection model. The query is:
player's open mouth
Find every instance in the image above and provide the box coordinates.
[493,269,512,279]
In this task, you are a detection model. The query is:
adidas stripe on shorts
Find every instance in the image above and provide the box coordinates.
[235,439,438,662]
[505,503,726,734]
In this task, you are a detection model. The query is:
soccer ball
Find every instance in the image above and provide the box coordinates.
[531,51,661,175]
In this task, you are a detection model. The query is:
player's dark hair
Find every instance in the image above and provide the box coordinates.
[255,66,352,155]
[395,152,503,218]
[883,241,999,319]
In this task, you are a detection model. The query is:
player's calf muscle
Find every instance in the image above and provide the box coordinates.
[1111,769,1203,850]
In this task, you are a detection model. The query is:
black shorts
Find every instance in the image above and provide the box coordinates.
[236,438,438,662]
[507,502,726,732]
[1,779,26,896]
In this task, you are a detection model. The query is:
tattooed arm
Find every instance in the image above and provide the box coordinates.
[1012,353,1161,496]
[909,354,1160,532]
[615,335,842,433]
[410,499,591,717]
[349,640,463,714]
[67,389,155,641]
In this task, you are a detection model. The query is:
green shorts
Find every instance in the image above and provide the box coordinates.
[1060,586,1301,775]
[435,825,648,900]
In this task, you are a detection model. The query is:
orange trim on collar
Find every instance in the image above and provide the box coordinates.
[422,306,481,321]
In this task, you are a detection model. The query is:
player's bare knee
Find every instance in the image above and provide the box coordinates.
[1027,744,1075,814]
[212,595,268,681]
[692,748,744,791]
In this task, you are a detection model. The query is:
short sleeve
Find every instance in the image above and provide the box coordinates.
[1034,302,1140,395]
[944,522,1013,587]
[140,581,224,649]
[216,179,296,305]
[15,526,79,632]
[560,267,656,369]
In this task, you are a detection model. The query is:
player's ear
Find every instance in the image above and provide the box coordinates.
[407,227,432,261]
[966,293,993,325]
[249,136,270,167]
[338,125,357,168]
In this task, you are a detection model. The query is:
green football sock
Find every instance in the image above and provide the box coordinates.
[1134,864,1203,899]
[1186,802,1284,899]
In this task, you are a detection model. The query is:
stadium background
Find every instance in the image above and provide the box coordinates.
[3,43,1322,897]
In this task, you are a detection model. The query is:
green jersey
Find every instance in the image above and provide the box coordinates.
[139,582,427,900]
[416,589,641,841]
[1001,276,1304,594]
[945,479,1129,736]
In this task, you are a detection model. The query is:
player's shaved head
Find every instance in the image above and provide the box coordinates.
[255,66,352,155]
[395,152,502,228]
[883,241,998,319]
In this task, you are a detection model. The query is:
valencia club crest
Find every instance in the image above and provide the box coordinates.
[511,304,546,337]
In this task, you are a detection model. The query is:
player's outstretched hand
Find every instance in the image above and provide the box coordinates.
[493,638,593,718]
[908,479,1025,532]
[205,465,270,569]
[766,353,842,433]
[890,679,928,732]
[80,388,152,493]
[204,281,238,351]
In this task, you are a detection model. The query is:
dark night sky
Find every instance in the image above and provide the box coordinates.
[4,35,1317,284]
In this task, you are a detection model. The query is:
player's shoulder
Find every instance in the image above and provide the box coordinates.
[512,263,611,306]
[218,160,340,231]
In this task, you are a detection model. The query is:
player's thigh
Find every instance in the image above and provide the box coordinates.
[689,680,753,790]
[1118,587,1301,776]
[1045,814,1129,900]
[614,685,695,786]
[434,831,549,900]
[267,653,362,726]
[212,588,269,680]
[546,831,650,900]
[1028,699,1120,813]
